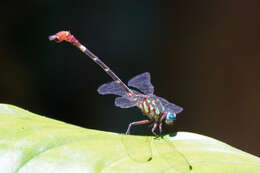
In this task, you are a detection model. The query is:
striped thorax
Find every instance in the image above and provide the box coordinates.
[138,95,165,121]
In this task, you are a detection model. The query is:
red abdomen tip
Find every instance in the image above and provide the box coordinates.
[49,31,71,42]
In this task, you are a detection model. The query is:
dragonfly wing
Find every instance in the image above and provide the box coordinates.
[154,136,192,172]
[115,96,139,108]
[121,135,152,162]
[158,97,183,114]
[97,81,126,96]
[128,72,154,95]
[121,134,192,172]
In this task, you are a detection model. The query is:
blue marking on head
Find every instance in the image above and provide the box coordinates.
[166,112,176,124]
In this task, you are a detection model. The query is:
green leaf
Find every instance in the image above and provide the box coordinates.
[0,103,259,173]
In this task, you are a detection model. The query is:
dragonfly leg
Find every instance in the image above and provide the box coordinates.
[160,112,167,123]
[126,120,151,135]
[159,122,163,134]
[158,113,167,134]
[151,123,159,136]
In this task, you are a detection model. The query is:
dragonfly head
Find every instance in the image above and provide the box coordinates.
[165,112,176,124]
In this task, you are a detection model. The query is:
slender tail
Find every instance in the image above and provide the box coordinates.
[49,31,135,97]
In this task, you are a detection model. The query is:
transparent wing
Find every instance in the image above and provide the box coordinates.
[121,135,192,172]
[158,97,183,114]
[154,136,192,172]
[97,81,126,96]
[121,134,152,162]
[115,96,139,108]
[128,72,154,95]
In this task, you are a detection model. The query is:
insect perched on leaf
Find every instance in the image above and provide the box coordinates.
[49,31,192,172]
[49,31,183,136]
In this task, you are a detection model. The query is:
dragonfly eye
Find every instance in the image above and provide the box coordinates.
[165,112,176,124]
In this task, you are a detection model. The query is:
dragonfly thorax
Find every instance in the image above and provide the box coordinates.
[137,95,165,121]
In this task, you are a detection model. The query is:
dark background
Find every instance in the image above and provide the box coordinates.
[1,1,260,156]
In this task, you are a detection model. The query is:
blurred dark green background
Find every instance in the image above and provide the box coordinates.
[1,1,260,156]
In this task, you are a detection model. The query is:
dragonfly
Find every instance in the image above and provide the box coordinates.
[49,31,192,172]
[49,31,183,136]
